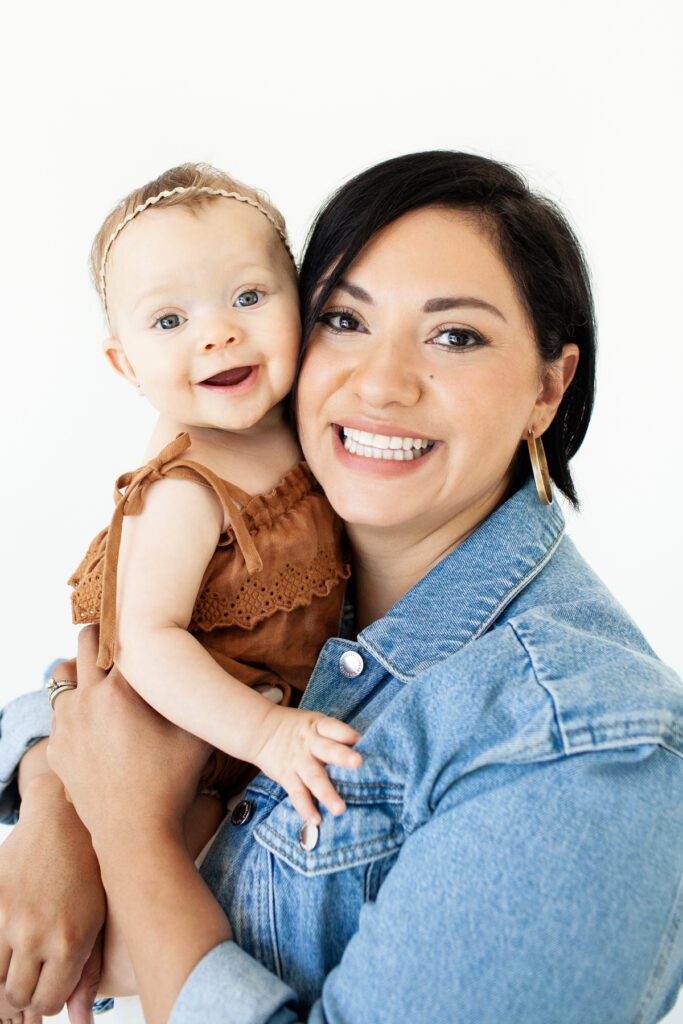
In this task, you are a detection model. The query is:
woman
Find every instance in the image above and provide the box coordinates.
[2,151,683,1024]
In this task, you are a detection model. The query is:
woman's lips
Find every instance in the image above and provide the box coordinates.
[331,424,440,475]
[196,365,259,392]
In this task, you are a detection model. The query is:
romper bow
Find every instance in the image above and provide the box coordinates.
[97,432,263,670]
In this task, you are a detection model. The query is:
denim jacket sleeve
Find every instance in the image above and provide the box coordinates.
[0,687,52,823]
[172,743,683,1024]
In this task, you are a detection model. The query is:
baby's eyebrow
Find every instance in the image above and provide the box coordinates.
[129,262,280,314]
[132,287,171,312]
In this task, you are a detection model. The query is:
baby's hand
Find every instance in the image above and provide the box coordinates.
[254,705,362,824]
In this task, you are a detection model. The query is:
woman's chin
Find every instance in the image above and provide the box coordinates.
[323,484,427,531]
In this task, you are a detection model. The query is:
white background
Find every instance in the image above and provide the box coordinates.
[1,1,681,1021]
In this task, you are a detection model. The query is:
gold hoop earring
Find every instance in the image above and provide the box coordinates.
[527,430,552,505]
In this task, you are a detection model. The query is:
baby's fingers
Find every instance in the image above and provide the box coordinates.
[300,763,346,818]
[286,779,322,826]
[314,717,362,746]
[311,735,362,771]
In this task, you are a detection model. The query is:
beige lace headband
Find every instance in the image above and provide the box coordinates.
[98,185,292,320]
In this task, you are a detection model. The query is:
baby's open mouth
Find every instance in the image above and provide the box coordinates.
[198,366,255,387]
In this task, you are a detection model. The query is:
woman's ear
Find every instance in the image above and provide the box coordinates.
[102,337,139,390]
[528,343,580,437]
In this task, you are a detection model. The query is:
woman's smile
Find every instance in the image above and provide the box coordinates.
[331,421,440,475]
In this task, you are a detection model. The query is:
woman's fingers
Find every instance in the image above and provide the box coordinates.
[21,1009,44,1024]
[314,717,362,745]
[75,626,106,690]
[51,659,77,684]
[28,956,86,1019]
[3,954,41,1018]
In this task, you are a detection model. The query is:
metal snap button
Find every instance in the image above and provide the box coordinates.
[230,799,254,826]
[299,820,320,851]
[339,650,364,678]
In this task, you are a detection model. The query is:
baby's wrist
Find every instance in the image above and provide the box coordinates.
[245,697,282,765]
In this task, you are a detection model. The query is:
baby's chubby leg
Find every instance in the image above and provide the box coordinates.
[97,683,283,996]
[96,793,226,997]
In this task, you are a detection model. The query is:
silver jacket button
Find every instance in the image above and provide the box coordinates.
[339,650,364,678]
[299,820,320,851]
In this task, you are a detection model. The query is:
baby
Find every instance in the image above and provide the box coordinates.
[21,163,361,1011]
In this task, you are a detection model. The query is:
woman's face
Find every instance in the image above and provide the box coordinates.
[297,206,577,541]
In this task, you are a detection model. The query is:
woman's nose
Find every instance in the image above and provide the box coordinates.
[351,338,422,409]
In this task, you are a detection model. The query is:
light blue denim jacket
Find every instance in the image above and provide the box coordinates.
[2,479,683,1023]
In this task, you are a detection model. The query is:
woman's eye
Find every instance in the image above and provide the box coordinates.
[430,327,486,350]
[319,310,363,333]
[235,289,263,308]
[153,313,186,331]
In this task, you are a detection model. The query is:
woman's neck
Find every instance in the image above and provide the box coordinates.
[348,484,507,632]
[349,530,457,633]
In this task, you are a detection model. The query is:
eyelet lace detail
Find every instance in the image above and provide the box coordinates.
[191,545,350,632]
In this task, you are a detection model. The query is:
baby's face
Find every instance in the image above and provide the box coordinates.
[104,199,301,434]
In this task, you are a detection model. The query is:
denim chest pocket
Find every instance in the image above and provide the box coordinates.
[253,779,405,878]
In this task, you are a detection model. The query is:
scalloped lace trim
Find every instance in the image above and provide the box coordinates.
[72,547,350,633]
[190,546,350,632]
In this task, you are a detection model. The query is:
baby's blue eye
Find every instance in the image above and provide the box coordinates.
[154,313,186,331]
[235,290,262,308]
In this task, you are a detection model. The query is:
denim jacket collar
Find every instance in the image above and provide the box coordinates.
[357,479,566,682]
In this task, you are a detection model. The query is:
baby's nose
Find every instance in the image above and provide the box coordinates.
[203,334,236,351]
[202,324,241,351]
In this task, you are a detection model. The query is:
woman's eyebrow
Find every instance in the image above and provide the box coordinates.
[423,296,507,321]
[337,280,373,303]
[334,281,507,322]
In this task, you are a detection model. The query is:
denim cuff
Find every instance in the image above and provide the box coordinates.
[0,686,53,823]
[170,941,298,1024]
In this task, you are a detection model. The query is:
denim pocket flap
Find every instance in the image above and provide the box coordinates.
[253,779,404,876]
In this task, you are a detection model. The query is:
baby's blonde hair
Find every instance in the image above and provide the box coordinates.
[90,162,291,316]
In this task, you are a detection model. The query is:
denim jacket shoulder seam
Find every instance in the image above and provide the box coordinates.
[508,623,683,759]
[508,620,570,754]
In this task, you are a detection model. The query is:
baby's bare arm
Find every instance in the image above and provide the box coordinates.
[116,476,362,822]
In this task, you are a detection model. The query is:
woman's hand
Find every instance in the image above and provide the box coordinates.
[0,767,105,1022]
[47,627,232,1024]
[47,626,213,854]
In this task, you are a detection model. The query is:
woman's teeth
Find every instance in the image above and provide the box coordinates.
[342,426,435,461]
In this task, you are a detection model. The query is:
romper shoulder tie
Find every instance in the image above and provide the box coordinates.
[97,433,263,670]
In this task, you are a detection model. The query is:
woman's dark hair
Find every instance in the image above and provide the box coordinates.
[297,151,596,507]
